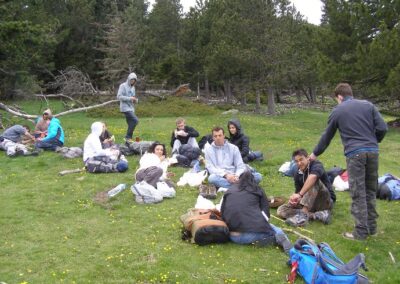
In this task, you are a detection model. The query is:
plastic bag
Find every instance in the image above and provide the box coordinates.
[156,181,176,198]
[195,195,216,210]
[131,181,163,204]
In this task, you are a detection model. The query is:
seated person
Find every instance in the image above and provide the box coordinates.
[227,119,263,163]
[100,122,115,149]
[204,126,262,190]
[135,141,174,188]
[277,149,336,226]
[35,114,64,151]
[83,122,128,173]
[0,125,37,157]
[221,171,291,253]
[34,109,51,138]
[170,117,199,155]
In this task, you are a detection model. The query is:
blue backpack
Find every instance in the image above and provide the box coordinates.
[288,239,369,284]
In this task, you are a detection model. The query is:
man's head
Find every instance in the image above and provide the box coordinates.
[42,108,52,119]
[334,83,353,104]
[212,126,225,146]
[22,125,31,133]
[176,117,186,130]
[292,148,309,172]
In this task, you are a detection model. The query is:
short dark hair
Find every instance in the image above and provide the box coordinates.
[292,148,308,159]
[22,125,31,132]
[148,141,167,156]
[212,126,224,134]
[334,83,353,98]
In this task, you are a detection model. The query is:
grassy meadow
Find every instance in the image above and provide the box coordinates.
[1,99,400,283]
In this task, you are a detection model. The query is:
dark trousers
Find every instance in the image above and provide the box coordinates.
[347,152,379,238]
[35,138,63,151]
[123,111,139,139]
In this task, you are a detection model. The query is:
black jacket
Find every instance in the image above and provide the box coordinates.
[170,125,199,147]
[227,120,250,159]
[221,171,274,234]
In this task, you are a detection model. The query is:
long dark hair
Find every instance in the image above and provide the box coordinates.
[148,141,167,156]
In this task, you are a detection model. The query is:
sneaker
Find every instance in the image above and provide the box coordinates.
[119,154,127,162]
[217,187,229,193]
[275,233,292,254]
[199,184,208,198]
[314,210,332,225]
[342,232,366,241]
[207,185,217,199]
[285,212,308,227]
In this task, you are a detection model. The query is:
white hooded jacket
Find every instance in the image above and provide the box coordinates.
[83,122,109,162]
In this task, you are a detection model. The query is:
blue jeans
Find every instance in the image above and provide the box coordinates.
[35,138,63,151]
[123,111,139,139]
[229,224,285,245]
[208,170,262,189]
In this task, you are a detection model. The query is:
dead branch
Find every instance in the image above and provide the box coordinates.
[35,94,86,107]
[54,100,118,117]
[59,168,86,176]
[0,102,37,119]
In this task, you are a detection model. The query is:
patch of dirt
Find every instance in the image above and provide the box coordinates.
[93,190,113,210]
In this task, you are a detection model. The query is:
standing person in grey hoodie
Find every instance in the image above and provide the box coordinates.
[117,72,139,144]
[310,83,388,240]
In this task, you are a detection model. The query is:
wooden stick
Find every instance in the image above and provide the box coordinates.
[271,214,314,234]
[389,251,396,264]
[59,168,85,176]
[283,228,315,243]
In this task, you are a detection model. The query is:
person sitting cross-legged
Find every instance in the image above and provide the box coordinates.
[277,148,336,226]
[170,117,199,155]
[83,122,128,173]
[35,114,64,151]
[204,126,262,191]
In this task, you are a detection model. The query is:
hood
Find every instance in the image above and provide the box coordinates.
[126,72,137,84]
[43,108,52,117]
[90,122,104,137]
[227,119,242,137]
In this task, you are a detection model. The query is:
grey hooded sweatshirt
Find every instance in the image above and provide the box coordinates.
[117,73,137,112]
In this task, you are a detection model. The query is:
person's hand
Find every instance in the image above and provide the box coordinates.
[131,97,138,103]
[176,130,187,136]
[160,155,166,161]
[309,153,317,161]
[167,172,175,178]
[225,173,239,183]
[289,193,301,206]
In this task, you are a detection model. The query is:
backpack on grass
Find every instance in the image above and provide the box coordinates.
[180,208,230,246]
[288,239,369,284]
[120,141,154,156]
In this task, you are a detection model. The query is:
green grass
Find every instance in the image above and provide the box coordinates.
[1,100,400,283]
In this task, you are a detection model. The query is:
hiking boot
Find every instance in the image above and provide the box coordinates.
[314,210,332,225]
[124,138,134,145]
[207,185,217,199]
[275,233,292,254]
[285,212,308,227]
[342,232,366,241]
[199,184,208,198]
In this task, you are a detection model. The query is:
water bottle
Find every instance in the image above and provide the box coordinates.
[108,184,126,197]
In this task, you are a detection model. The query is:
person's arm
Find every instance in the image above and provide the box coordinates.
[260,190,270,218]
[312,112,338,158]
[117,85,131,102]
[170,131,176,147]
[373,106,388,143]
[185,126,199,138]
[41,122,57,141]
[241,135,250,157]
[289,174,318,204]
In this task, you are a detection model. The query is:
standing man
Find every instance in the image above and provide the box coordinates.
[170,117,199,155]
[117,72,139,144]
[310,83,388,240]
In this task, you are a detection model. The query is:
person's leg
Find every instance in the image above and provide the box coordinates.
[346,153,369,239]
[135,166,163,188]
[229,232,275,245]
[2,140,17,156]
[208,174,232,189]
[124,111,139,139]
[36,138,63,151]
[187,137,199,149]
[276,203,302,219]
[305,180,332,213]
[172,140,181,155]
[270,224,292,253]
[365,152,379,235]
[85,157,116,173]
[246,165,263,184]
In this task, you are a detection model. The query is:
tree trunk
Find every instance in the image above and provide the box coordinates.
[255,90,261,114]
[267,87,276,115]
[309,87,316,103]
[295,88,301,103]
[276,89,282,104]
[204,77,210,96]
[224,79,232,103]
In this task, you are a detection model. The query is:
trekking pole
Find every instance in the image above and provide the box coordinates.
[283,228,314,243]
[59,167,86,176]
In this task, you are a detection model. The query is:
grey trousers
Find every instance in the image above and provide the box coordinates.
[347,152,379,239]
[135,166,163,188]
[277,180,332,219]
